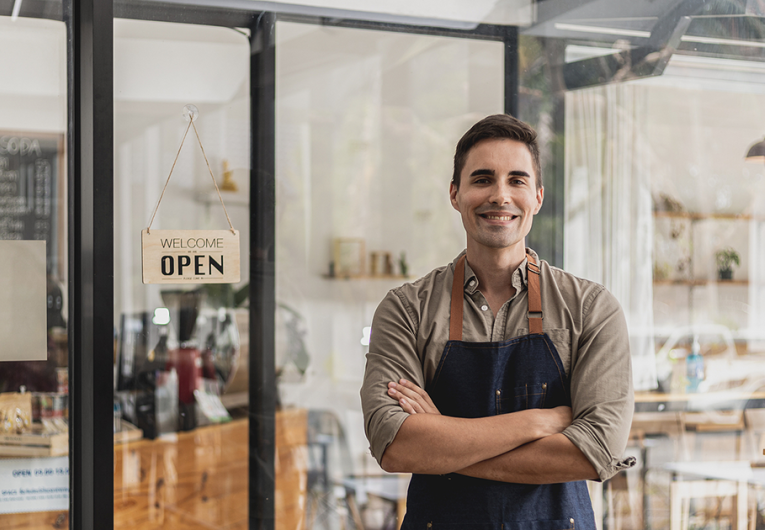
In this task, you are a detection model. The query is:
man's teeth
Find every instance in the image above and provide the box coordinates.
[485,215,515,220]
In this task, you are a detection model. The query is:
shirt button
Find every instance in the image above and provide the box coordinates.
[481,304,489,311]
[469,280,476,287]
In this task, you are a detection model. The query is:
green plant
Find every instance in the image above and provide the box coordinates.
[715,248,740,272]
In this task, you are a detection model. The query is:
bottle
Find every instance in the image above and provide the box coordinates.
[686,337,704,393]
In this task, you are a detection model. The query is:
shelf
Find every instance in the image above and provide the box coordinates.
[653,210,762,221]
[322,274,410,281]
[654,279,749,286]
[195,190,249,208]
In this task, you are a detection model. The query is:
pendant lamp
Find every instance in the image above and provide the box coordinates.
[745,137,765,163]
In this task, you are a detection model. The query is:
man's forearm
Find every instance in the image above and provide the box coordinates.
[458,433,599,484]
[380,408,570,475]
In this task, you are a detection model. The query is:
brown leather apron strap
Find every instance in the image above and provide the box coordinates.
[449,255,466,341]
[526,253,543,334]
[449,253,544,340]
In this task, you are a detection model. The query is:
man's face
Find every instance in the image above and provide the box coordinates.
[450,138,543,258]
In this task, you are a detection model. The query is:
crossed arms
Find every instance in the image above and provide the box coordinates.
[379,379,599,484]
[362,285,634,484]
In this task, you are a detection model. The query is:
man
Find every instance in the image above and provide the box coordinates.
[360,114,635,528]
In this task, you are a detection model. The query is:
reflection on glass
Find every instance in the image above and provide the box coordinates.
[0,15,69,528]
[560,20,765,529]
[275,21,503,528]
[113,19,250,529]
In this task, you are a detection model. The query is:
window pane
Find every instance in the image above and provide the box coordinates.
[112,19,250,529]
[275,20,503,527]
[546,9,765,528]
[0,15,69,528]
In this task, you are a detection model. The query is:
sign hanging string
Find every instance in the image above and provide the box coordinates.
[147,119,236,235]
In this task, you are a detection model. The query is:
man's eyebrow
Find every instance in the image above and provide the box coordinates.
[469,169,532,178]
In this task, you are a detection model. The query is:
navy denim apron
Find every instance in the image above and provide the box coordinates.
[401,254,596,530]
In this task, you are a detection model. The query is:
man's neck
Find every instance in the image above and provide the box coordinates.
[465,243,527,314]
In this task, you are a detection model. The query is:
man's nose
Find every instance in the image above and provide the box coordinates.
[489,182,512,205]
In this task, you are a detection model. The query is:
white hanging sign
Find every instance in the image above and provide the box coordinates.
[141,106,241,285]
[141,229,240,284]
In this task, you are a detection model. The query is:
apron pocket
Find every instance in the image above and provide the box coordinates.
[512,383,547,410]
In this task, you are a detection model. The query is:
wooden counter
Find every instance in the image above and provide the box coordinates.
[0,410,307,530]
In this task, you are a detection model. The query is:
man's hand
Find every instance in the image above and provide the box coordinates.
[387,379,440,415]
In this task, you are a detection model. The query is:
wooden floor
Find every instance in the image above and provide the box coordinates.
[0,410,307,530]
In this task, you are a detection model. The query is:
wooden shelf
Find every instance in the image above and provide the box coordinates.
[322,274,410,280]
[654,279,749,286]
[653,210,762,221]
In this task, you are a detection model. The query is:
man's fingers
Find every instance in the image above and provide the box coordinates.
[400,398,416,414]
[399,379,427,397]
[391,382,420,401]
[399,379,438,409]
[391,380,440,415]
[388,384,420,404]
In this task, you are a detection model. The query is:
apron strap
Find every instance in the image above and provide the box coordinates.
[527,253,543,334]
[449,253,544,341]
[449,255,466,341]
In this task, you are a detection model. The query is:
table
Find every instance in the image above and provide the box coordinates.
[0,410,308,530]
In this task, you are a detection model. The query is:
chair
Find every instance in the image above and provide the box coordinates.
[667,462,748,530]
[305,409,364,530]
[605,411,690,529]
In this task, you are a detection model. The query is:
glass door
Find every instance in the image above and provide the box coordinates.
[112,18,251,530]
[274,20,505,528]
[0,14,70,529]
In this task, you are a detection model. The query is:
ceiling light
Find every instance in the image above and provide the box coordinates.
[681,35,765,48]
[745,138,765,163]
[554,23,650,39]
[555,23,765,49]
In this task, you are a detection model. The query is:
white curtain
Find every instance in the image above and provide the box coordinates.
[564,84,657,391]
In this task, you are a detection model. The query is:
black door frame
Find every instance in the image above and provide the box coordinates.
[39,2,519,527]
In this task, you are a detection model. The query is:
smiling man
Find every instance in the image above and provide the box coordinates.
[360,114,635,529]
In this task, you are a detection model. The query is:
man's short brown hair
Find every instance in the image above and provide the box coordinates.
[452,114,542,190]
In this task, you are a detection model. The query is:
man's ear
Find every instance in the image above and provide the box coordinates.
[449,181,460,211]
[533,186,544,215]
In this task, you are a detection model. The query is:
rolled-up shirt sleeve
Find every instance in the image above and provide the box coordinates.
[562,287,635,482]
[361,289,425,465]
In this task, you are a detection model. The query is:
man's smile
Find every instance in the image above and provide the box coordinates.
[478,212,520,222]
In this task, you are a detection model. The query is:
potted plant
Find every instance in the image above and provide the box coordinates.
[715,248,740,280]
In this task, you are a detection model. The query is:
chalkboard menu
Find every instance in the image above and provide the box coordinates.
[0,132,64,276]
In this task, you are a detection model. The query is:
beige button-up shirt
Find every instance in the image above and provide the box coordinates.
[361,249,635,482]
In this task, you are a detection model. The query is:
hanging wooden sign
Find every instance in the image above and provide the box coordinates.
[141,105,241,285]
[141,229,240,284]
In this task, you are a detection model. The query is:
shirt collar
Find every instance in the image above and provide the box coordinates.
[453,248,539,294]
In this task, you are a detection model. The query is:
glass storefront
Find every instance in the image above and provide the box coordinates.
[3,1,765,528]
[0,14,70,529]
[275,20,504,528]
[112,18,251,529]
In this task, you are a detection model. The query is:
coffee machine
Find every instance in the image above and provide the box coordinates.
[161,289,205,431]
